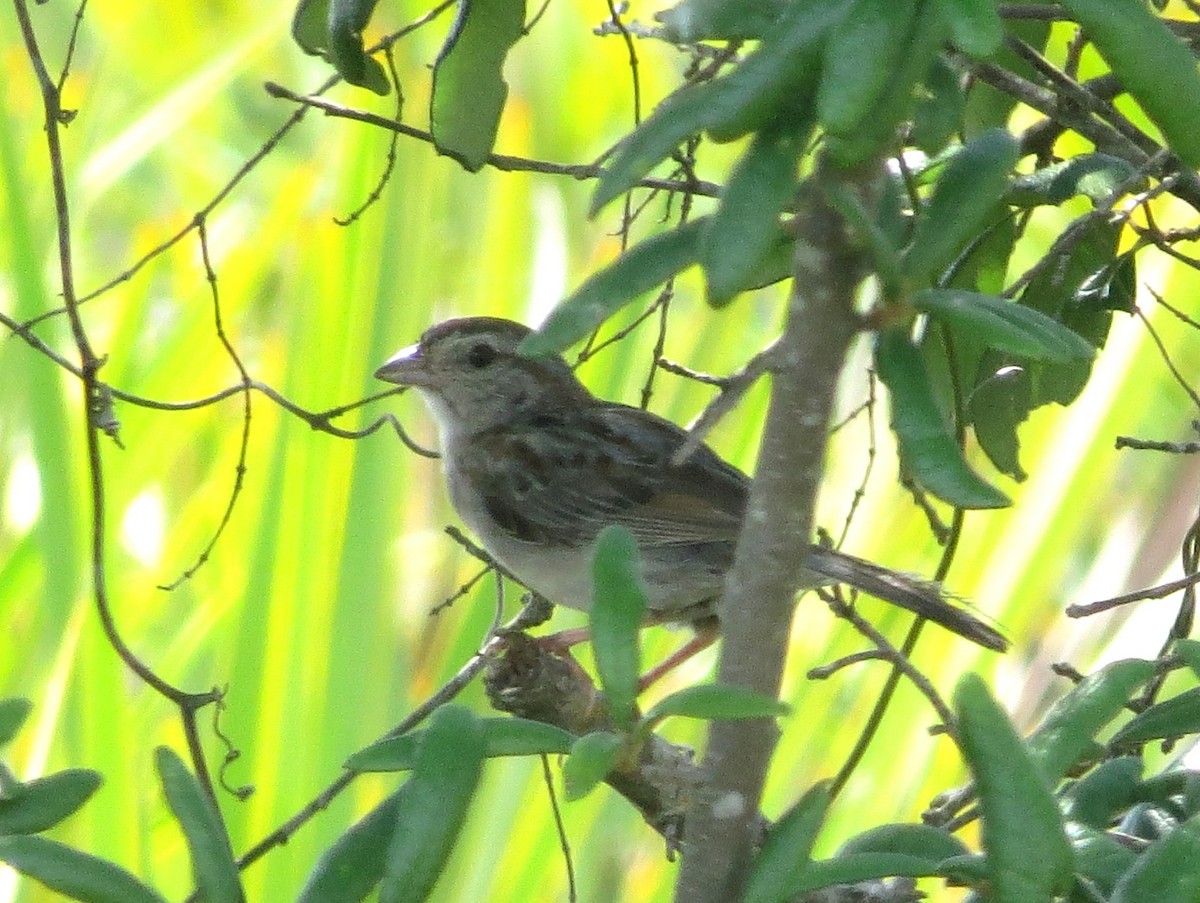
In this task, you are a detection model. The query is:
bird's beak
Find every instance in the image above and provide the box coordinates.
[374,343,428,385]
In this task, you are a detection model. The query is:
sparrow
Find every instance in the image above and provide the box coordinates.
[375,316,1006,654]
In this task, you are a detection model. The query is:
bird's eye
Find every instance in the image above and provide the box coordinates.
[466,342,497,369]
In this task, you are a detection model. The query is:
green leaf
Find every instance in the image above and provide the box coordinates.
[934,0,1002,57]
[1063,756,1143,829]
[1177,639,1200,681]
[0,698,32,745]
[520,218,708,356]
[963,10,1049,135]
[590,85,727,215]
[292,0,330,55]
[955,674,1075,902]
[562,731,622,802]
[0,769,102,834]
[655,0,787,41]
[836,822,969,862]
[347,718,573,771]
[817,0,920,136]
[701,0,843,145]
[1008,154,1141,207]
[1069,822,1139,899]
[744,781,831,903]
[379,706,485,903]
[911,56,966,155]
[327,0,389,94]
[589,525,646,730]
[154,748,242,903]
[967,365,1030,480]
[642,684,789,728]
[1112,687,1200,746]
[902,128,1019,285]
[965,220,1124,478]
[430,0,526,171]
[296,792,402,903]
[591,1,846,212]
[822,2,950,166]
[783,853,948,896]
[1060,0,1200,167]
[0,835,167,903]
[1026,659,1154,783]
[875,330,1010,509]
[702,126,807,307]
[915,289,1096,362]
[1111,813,1200,903]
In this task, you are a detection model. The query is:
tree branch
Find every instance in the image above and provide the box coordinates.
[673,171,869,902]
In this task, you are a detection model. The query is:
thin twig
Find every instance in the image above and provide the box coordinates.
[1067,570,1200,618]
[263,82,721,200]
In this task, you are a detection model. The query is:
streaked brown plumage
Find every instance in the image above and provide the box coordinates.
[376,316,1006,652]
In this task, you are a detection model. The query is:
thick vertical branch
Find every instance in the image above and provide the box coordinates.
[674,175,868,902]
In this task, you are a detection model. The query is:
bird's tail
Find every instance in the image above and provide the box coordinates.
[804,546,1008,652]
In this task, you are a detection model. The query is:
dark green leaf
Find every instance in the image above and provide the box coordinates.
[902,128,1019,285]
[655,0,787,41]
[964,221,1123,478]
[817,0,920,136]
[642,684,789,728]
[695,1,846,144]
[379,706,485,903]
[703,126,808,306]
[347,718,573,771]
[936,852,989,883]
[327,0,388,94]
[1060,0,1200,167]
[292,0,330,55]
[1063,757,1143,829]
[956,674,1075,902]
[562,731,622,802]
[1069,823,1139,899]
[822,2,950,166]
[875,330,1010,509]
[155,747,242,903]
[934,0,1002,57]
[911,56,966,155]
[591,2,846,212]
[744,781,831,903]
[836,823,969,862]
[915,289,1096,362]
[520,218,708,356]
[967,365,1030,480]
[589,525,646,730]
[590,85,727,215]
[1111,813,1200,903]
[963,11,1050,135]
[1026,660,1154,783]
[430,0,526,171]
[784,853,947,896]
[0,769,101,834]
[296,792,402,903]
[1008,154,1142,207]
[1112,687,1200,746]
[0,835,167,903]
[1177,639,1200,681]
[0,698,32,746]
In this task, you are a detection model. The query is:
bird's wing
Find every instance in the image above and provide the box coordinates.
[458,402,747,550]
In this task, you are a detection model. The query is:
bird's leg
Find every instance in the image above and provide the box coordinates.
[636,617,719,692]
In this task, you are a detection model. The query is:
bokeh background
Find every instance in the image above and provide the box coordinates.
[3,1,1200,900]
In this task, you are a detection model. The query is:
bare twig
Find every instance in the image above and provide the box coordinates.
[1067,570,1200,618]
[263,82,722,201]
